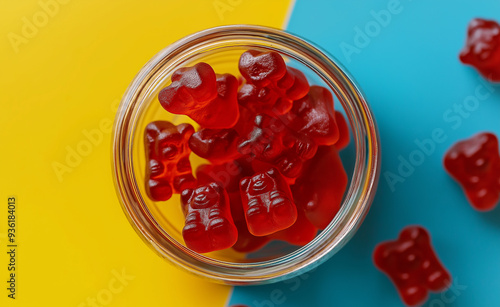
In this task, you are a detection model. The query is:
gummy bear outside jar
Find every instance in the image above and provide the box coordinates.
[112,25,380,285]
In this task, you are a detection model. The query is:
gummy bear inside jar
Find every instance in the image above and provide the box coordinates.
[132,47,355,262]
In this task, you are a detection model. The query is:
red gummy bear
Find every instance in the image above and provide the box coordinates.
[281,85,339,146]
[373,226,451,307]
[237,83,292,115]
[275,67,310,101]
[238,50,309,116]
[181,182,238,253]
[459,18,500,82]
[240,168,297,236]
[239,50,287,87]
[444,132,500,211]
[233,105,255,135]
[196,159,252,193]
[334,111,350,150]
[238,113,318,178]
[189,128,241,164]
[144,121,196,201]
[269,208,317,246]
[200,73,240,128]
[159,62,217,112]
[293,146,348,230]
[159,63,239,128]
[229,192,270,253]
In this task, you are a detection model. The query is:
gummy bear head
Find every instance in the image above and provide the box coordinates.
[446,133,500,178]
[239,50,287,87]
[460,18,500,66]
[396,228,430,273]
[241,168,277,196]
[182,182,223,209]
[237,84,279,113]
[169,62,218,105]
[145,121,194,161]
[382,227,430,274]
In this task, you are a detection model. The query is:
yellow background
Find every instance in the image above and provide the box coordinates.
[0,1,292,306]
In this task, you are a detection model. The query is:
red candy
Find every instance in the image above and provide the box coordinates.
[232,220,270,252]
[239,168,297,236]
[334,111,350,150]
[233,105,254,135]
[239,50,287,87]
[444,132,500,211]
[189,128,240,164]
[459,18,500,82]
[199,73,240,128]
[159,62,217,112]
[144,121,196,201]
[159,64,239,128]
[293,146,347,230]
[251,159,297,185]
[237,83,292,115]
[373,226,451,307]
[181,182,238,253]
[275,67,310,101]
[229,192,270,253]
[238,113,317,178]
[196,159,252,193]
[269,208,317,246]
[237,51,309,116]
[281,85,339,146]
[236,114,289,160]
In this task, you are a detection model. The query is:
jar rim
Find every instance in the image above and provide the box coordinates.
[112,24,380,285]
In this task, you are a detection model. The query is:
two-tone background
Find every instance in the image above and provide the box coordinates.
[1,1,499,306]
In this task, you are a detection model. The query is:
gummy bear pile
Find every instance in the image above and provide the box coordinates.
[144,49,349,254]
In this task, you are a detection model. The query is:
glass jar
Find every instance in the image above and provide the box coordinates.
[112,25,380,285]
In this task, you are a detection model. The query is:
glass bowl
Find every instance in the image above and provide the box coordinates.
[112,25,380,285]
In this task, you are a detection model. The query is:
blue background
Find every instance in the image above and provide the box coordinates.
[229,0,500,306]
